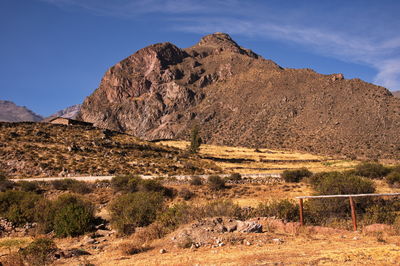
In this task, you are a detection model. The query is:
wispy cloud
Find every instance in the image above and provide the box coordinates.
[40,0,400,91]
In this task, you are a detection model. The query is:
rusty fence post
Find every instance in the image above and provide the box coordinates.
[349,196,357,231]
[299,198,304,226]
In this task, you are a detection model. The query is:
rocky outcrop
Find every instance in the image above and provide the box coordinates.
[0,100,43,122]
[79,33,400,159]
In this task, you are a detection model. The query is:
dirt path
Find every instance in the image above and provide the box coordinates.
[11,173,281,183]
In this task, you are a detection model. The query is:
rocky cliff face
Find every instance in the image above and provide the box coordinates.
[79,33,400,159]
[0,100,43,122]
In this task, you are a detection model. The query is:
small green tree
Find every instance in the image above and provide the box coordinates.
[188,125,202,154]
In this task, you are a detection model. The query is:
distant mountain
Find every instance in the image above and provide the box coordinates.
[45,104,81,121]
[79,32,400,159]
[0,100,43,122]
[393,91,400,98]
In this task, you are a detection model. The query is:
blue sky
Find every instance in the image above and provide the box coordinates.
[1,0,400,116]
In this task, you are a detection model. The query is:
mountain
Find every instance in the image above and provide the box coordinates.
[78,33,400,159]
[393,91,400,98]
[0,100,43,122]
[45,104,81,121]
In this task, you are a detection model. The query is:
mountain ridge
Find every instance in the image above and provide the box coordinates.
[0,100,43,122]
[78,33,400,159]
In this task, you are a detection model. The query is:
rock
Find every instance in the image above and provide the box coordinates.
[237,221,263,233]
[159,248,167,254]
[272,238,284,244]
[244,240,251,246]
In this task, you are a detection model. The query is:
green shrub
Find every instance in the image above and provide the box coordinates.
[52,194,95,237]
[354,162,390,179]
[19,238,57,266]
[310,172,375,195]
[189,176,202,186]
[0,191,41,226]
[363,203,397,225]
[109,191,164,235]
[111,175,141,192]
[256,199,299,221]
[282,168,312,183]
[18,181,40,192]
[139,179,175,198]
[157,202,192,231]
[386,172,400,187]
[225,173,242,182]
[305,172,376,225]
[207,175,226,190]
[51,179,92,194]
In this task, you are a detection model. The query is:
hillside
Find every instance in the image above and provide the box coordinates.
[393,91,400,98]
[78,33,400,160]
[0,122,219,178]
[0,100,42,122]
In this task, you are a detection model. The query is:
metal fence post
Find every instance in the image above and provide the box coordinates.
[349,196,357,231]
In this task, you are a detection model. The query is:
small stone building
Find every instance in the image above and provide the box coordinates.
[49,117,93,127]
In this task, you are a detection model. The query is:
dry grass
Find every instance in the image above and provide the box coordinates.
[158,140,360,174]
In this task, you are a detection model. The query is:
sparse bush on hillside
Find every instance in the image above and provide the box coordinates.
[157,202,192,232]
[19,238,58,266]
[225,173,242,182]
[282,168,312,183]
[51,178,92,194]
[193,200,242,220]
[189,176,202,186]
[363,203,397,225]
[52,194,95,237]
[0,172,14,192]
[109,191,164,235]
[255,199,299,221]
[187,125,202,154]
[18,181,40,193]
[207,175,226,190]
[354,162,390,179]
[178,188,195,200]
[386,171,400,188]
[0,190,41,226]
[111,175,141,192]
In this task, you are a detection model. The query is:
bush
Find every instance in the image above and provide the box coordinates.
[207,175,226,190]
[305,171,376,225]
[18,181,40,192]
[354,162,390,179]
[225,173,242,182]
[0,191,41,226]
[52,194,95,237]
[0,172,14,192]
[282,168,312,183]
[109,191,164,235]
[178,188,195,200]
[111,175,141,193]
[309,172,375,195]
[157,202,192,232]
[194,200,242,220]
[255,199,299,221]
[386,172,400,187]
[363,203,397,225]
[189,176,202,186]
[51,179,92,194]
[19,238,57,266]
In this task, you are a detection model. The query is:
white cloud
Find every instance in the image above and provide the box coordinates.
[40,0,400,91]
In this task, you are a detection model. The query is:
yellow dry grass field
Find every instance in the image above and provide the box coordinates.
[158,140,360,174]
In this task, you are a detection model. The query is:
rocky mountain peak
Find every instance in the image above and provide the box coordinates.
[0,100,42,122]
[189,32,259,58]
